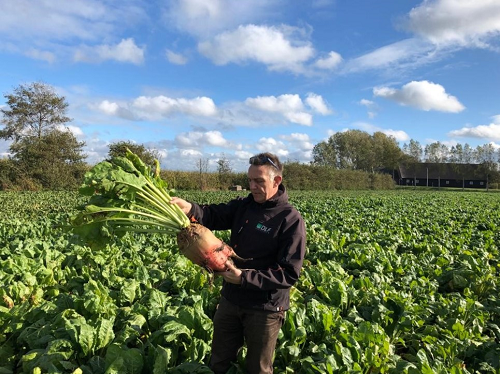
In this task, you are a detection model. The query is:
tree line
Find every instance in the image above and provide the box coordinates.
[312,131,500,174]
[1,82,498,191]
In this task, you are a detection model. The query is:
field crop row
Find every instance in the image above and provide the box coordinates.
[1,190,499,373]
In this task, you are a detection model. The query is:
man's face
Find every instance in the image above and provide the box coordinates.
[247,165,281,203]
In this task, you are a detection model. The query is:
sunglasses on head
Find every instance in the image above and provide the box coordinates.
[249,155,279,170]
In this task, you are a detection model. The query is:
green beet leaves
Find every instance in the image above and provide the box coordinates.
[71,149,190,248]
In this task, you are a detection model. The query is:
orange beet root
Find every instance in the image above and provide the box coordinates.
[176,223,244,272]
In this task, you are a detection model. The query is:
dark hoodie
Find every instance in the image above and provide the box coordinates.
[188,184,306,312]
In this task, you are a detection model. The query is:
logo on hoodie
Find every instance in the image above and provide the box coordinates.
[256,222,272,234]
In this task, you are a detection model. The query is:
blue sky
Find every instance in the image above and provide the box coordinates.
[1,0,499,172]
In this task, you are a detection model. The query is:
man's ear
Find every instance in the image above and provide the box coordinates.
[273,175,282,187]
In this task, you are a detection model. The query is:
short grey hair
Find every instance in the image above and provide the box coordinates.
[249,153,283,179]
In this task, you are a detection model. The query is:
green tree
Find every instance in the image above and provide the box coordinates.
[424,141,449,163]
[0,82,71,142]
[107,141,160,167]
[10,129,87,189]
[424,141,450,188]
[312,130,403,172]
[475,143,499,188]
[311,138,337,167]
[335,130,374,171]
[0,82,87,190]
[402,139,423,161]
[371,132,403,171]
[449,144,468,189]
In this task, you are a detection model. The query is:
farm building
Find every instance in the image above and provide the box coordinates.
[397,162,488,188]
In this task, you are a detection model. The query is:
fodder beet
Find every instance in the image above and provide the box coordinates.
[177,223,245,272]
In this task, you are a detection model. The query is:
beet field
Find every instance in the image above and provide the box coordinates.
[1,190,500,374]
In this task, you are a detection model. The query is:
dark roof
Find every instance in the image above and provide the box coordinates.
[399,162,487,180]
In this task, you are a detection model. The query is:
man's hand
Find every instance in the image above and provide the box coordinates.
[170,197,192,215]
[216,261,242,285]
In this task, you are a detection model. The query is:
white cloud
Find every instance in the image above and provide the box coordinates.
[205,131,228,146]
[24,48,56,63]
[356,122,410,142]
[0,0,111,41]
[163,0,278,37]
[383,129,411,142]
[198,24,315,74]
[0,0,147,63]
[359,99,378,119]
[166,49,188,65]
[245,94,313,126]
[281,133,315,151]
[94,95,218,120]
[284,112,313,127]
[342,1,500,75]
[235,150,254,160]
[405,0,500,47]
[176,132,202,147]
[246,94,304,113]
[74,38,145,64]
[360,99,375,107]
[93,92,328,127]
[133,96,218,118]
[373,80,465,113]
[343,38,437,73]
[313,51,342,70]
[448,123,500,141]
[255,137,289,158]
[97,100,120,115]
[56,124,85,137]
[180,148,203,157]
[175,130,230,148]
[305,93,332,115]
[95,100,137,120]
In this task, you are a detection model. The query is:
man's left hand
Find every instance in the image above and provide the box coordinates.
[216,261,242,285]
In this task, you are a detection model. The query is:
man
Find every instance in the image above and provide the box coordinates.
[171,152,306,374]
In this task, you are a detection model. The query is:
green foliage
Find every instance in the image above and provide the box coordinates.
[311,130,404,172]
[107,141,160,169]
[159,165,395,191]
[10,130,87,190]
[70,149,191,248]
[0,82,87,191]
[0,82,71,142]
[2,190,500,373]
[283,162,395,190]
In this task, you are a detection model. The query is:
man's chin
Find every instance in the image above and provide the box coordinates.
[252,193,264,203]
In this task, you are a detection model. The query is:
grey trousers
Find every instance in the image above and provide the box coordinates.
[209,297,285,374]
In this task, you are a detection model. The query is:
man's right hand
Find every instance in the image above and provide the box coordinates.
[170,197,192,215]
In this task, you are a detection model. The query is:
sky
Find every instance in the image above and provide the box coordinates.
[0,0,500,172]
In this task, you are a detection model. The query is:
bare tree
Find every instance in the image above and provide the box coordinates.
[217,153,233,189]
[196,157,209,190]
[216,153,232,174]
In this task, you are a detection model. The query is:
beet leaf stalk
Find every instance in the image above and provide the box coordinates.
[71,149,243,272]
[71,149,191,245]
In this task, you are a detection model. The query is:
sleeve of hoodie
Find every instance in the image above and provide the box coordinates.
[240,212,306,291]
[187,198,243,231]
